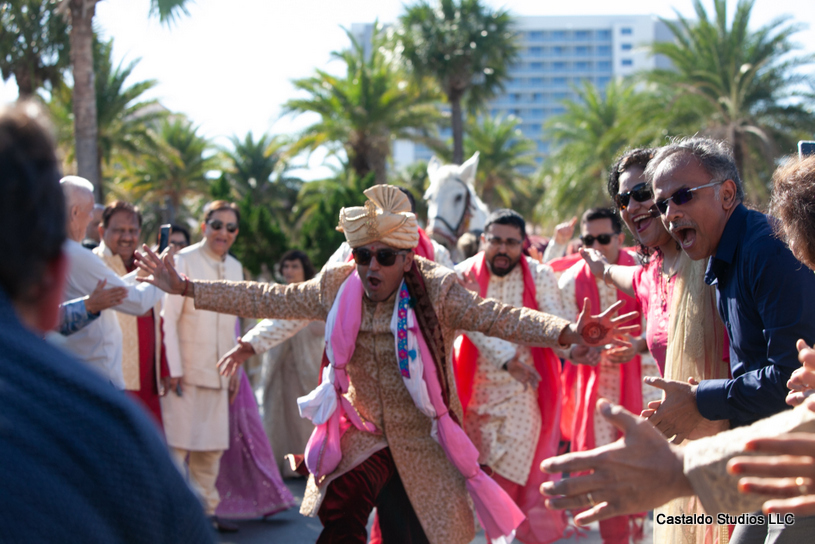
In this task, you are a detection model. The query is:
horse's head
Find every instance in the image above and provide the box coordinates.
[424,152,486,248]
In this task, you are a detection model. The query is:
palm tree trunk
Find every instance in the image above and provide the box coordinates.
[69,0,102,201]
[450,96,464,165]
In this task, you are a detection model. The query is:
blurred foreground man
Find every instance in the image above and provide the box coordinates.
[0,101,213,542]
[161,200,244,532]
[136,184,638,544]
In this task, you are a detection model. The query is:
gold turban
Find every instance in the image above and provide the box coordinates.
[337,185,419,249]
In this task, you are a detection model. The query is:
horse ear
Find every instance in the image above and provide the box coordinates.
[427,156,442,177]
[459,152,479,186]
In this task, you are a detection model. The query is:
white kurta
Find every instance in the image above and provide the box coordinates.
[161,242,243,451]
[558,261,623,448]
[455,255,568,485]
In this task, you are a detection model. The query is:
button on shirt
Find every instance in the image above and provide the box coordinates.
[700,204,815,427]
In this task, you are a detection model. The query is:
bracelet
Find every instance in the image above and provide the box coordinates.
[603,265,615,287]
[180,274,190,297]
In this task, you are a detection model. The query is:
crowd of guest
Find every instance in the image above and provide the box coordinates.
[4,97,815,544]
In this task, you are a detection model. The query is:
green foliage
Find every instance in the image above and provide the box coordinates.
[284,23,444,185]
[389,160,430,225]
[294,170,373,268]
[222,132,302,231]
[0,0,69,96]
[113,117,217,223]
[49,36,165,182]
[648,0,815,202]
[395,0,518,162]
[537,80,668,225]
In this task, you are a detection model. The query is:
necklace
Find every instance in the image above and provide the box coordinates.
[657,253,677,310]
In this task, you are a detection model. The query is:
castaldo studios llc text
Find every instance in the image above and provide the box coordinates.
[656,513,796,526]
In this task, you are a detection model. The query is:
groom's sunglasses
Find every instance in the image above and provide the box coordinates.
[351,248,408,267]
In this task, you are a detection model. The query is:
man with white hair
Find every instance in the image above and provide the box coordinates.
[52,176,164,388]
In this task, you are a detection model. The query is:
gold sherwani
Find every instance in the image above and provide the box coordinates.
[192,257,570,544]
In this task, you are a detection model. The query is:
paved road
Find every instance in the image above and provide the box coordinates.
[217,479,654,544]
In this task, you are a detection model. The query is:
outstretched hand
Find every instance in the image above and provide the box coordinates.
[134,244,185,295]
[84,279,128,314]
[553,217,578,246]
[217,337,256,377]
[579,248,608,281]
[572,298,639,348]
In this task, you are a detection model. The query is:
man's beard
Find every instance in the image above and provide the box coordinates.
[488,253,519,277]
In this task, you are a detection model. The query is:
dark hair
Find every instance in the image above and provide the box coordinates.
[102,200,143,228]
[607,148,655,199]
[0,101,64,301]
[203,200,240,223]
[581,207,622,234]
[278,249,316,281]
[396,186,417,214]
[484,209,526,239]
[769,156,815,269]
[170,223,190,246]
[456,231,481,260]
[644,137,744,202]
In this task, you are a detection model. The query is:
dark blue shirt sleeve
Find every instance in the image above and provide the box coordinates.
[696,240,815,424]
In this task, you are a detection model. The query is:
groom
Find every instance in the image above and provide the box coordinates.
[135,185,637,544]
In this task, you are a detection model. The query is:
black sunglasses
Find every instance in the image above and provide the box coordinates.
[208,219,238,233]
[655,180,723,215]
[616,182,653,210]
[580,233,615,246]
[351,248,408,267]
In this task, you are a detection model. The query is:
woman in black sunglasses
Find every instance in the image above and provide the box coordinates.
[581,148,731,544]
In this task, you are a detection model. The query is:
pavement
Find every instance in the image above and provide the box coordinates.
[218,478,654,544]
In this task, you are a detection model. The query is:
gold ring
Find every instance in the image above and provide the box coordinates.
[587,492,597,507]
[796,477,809,495]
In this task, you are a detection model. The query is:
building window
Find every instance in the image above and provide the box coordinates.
[596,76,611,86]
[530,77,543,85]
[552,77,567,85]
[621,27,633,35]
[529,123,542,131]
[529,46,542,55]
[553,61,566,70]
[621,43,633,51]
[575,30,591,39]
[575,45,590,55]
[511,93,522,102]
[553,46,566,55]
[552,30,567,39]
[531,108,544,116]
[512,109,521,116]
[575,61,590,70]
[597,60,612,69]
[529,62,543,69]
[532,93,542,102]
[528,31,544,40]
[597,29,611,39]
[621,59,633,66]
[596,45,611,54]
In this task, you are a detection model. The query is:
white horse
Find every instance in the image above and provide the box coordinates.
[423,152,490,252]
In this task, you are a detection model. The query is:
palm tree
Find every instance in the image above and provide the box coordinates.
[222,133,302,226]
[114,117,216,223]
[61,0,191,200]
[394,0,518,164]
[438,114,536,209]
[284,24,443,186]
[648,0,815,201]
[537,80,666,224]
[0,0,70,97]
[50,37,166,188]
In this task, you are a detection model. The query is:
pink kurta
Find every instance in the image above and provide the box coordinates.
[631,258,675,376]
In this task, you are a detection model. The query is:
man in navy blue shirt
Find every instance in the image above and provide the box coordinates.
[0,101,214,543]
[645,137,815,543]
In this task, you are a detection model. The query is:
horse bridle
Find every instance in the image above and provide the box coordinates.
[430,177,472,242]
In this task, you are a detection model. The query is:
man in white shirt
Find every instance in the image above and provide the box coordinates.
[51,176,163,388]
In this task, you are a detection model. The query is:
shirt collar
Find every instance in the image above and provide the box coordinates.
[705,203,747,285]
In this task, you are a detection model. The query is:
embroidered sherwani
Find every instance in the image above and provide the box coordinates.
[455,255,569,485]
[191,257,570,544]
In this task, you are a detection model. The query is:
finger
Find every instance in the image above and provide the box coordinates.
[542,449,606,475]
[670,432,687,445]
[542,492,600,511]
[609,311,639,324]
[573,501,617,526]
[540,472,605,498]
[798,339,812,353]
[597,300,624,319]
[597,398,642,436]
[569,217,578,228]
[729,455,815,479]
[787,391,807,407]
[744,435,815,457]
[764,495,815,516]
[643,376,669,391]
[688,377,699,386]
[647,400,662,409]
[579,297,592,319]
[641,409,656,418]
[738,477,811,498]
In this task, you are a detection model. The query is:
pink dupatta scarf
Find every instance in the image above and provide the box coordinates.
[298,270,524,543]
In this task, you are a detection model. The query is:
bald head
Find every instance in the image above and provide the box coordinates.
[60,176,96,242]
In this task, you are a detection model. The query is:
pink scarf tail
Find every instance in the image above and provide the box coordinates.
[417,333,525,540]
